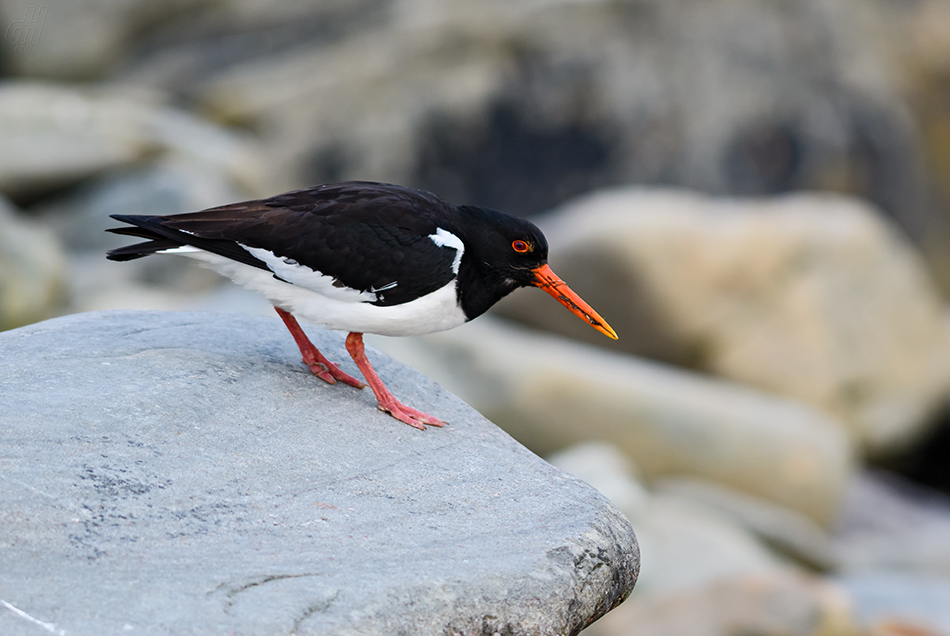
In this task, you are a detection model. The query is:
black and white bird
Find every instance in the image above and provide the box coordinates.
[106,181,616,429]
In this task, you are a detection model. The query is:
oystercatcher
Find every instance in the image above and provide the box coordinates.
[106,181,616,429]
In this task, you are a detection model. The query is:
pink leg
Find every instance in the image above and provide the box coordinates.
[345,332,444,430]
[275,307,365,388]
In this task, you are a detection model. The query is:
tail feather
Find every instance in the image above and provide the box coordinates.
[106,215,186,262]
[106,238,183,261]
[105,214,270,271]
[106,225,162,239]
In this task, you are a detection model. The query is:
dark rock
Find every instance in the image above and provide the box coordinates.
[0,310,638,636]
[889,406,950,497]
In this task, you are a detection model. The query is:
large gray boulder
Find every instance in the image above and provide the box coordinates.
[0,311,638,636]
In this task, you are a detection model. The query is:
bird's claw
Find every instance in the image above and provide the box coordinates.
[303,358,365,388]
[305,361,336,384]
[379,403,445,430]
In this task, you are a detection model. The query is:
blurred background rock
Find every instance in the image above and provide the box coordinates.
[1,0,949,633]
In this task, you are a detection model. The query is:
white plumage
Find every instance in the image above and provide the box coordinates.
[163,245,468,337]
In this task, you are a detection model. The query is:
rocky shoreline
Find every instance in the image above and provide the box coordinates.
[3,0,950,634]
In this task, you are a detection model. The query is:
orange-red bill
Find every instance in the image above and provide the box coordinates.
[530,263,618,340]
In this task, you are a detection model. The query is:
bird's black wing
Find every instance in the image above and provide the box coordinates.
[110,182,462,307]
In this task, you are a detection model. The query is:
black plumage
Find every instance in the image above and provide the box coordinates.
[107,181,548,315]
[106,180,614,430]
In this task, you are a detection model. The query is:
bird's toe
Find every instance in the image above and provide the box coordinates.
[305,361,337,384]
[403,405,445,427]
[377,402,444,429]
[382,405,428,430]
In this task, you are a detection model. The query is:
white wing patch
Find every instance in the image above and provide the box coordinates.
[239,244,377,303]
[371,281,398,292]
[158,245,202,254]
[428,228,465,274]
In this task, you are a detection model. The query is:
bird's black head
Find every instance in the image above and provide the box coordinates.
[455,204,549,290]
[453,204,617,339]
[453,205,550,316]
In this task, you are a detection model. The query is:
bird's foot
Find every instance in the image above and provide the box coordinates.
[377,399,445,430]
[345,331,443,430]
[275,307,365,388]
[303,360,336,384]
[302,355,365,388]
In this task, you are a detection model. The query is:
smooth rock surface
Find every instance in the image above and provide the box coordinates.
[547,443,651,526]
[496,189,950,455]
[0,311,638,636]
[374,317,855,527]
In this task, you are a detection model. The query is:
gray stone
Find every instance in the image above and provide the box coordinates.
[547,443,651,525]
[0,311,638,636]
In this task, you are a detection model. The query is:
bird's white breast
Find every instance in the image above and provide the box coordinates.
[168,248,468,337]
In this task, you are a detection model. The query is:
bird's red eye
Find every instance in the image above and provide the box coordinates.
[512,240,530,253]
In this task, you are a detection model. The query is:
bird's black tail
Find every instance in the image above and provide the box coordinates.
[105,215,186,261]
[106,214,271,271]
